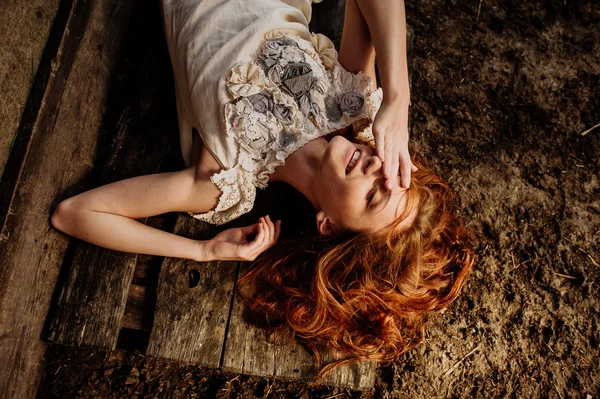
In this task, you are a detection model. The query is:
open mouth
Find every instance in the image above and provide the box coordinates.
[345,149,360,174]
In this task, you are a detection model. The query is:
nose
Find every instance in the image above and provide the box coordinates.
[364,154,382,175]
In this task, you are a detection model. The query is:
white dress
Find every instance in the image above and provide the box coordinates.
[161,0,382,225]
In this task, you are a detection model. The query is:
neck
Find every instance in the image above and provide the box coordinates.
[269,137,327,211]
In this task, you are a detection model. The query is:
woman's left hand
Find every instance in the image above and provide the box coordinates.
[202,215,281,261]
[372,97,417,190]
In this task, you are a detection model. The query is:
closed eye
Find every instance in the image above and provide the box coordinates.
[366,187,377,208]
[366,177,390,211]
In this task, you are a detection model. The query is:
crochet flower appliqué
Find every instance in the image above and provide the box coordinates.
[223,29,379,184]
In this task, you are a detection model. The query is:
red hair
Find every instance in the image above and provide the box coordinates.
[236,154,475,379]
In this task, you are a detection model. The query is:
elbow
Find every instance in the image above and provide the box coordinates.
[51,199,78,233]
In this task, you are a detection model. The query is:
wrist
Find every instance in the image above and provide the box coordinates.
[194,240,214,262]
[383,87,410,107]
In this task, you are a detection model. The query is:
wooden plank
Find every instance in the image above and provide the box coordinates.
[46,0,180,349]
[320,358,377,389]
[275,339,377,388]
[222,273,276,376]
[0,1,135,398]
[0,0,60,177]
[272,337,314,379]
[146,216,242,367]
[226,313,376,388]
[225,307,376,389]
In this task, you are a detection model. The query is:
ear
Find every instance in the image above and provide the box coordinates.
[315,209,335,236]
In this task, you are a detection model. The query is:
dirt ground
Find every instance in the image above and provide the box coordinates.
[37,0,599,398]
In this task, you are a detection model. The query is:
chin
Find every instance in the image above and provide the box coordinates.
[328,136,350,165]
[330,134,350,148]
[322,138,338,170]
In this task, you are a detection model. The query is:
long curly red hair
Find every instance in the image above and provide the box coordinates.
[235,152,475,379]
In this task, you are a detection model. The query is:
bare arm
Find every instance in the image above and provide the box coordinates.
[351,0,415,189]
[51,166,216,261]
[338,0,377,86]
[51,166,279,261]
[355,0,410,103]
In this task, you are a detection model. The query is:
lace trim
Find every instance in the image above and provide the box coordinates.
[189,31,383,225]
[188,165,256,224]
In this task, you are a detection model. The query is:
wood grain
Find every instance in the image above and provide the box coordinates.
[221,273,277,376]
[0,0,60,177]
[46,0,179,350]
[0,1,134,398]
[146,215,242,367]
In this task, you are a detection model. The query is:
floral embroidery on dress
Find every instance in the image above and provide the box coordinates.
[189,30,383,226]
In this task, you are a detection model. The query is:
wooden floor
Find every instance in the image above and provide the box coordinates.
[0,1,377,398]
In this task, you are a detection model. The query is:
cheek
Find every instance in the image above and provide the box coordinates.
[340,189,363,214]
[315,175,353,214]
[331,186,363,221]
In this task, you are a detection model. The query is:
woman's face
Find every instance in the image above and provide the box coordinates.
[313,135,412,233]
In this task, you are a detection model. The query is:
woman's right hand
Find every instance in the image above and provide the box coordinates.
[200,215,281,261]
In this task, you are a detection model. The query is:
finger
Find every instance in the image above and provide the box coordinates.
[374,128,385,162]
[381,143,390,179]
[383,143,395,183]
[266,217,280,248]
[239,222,259,236]
[258,218,268,247]
[247,218,271,260]
[255,217,271,247]
[274,220,282,244]
[246,218,266,252]
[268,216,276,243]
[391,150,401,189]
[399,153,412,189]
[265,215,275,245]
[411,162,418,172]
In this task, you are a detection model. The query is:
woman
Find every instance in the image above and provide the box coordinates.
[51,0,473,377]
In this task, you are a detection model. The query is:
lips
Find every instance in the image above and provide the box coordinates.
[345,148,361,174]
[344,147,356,171]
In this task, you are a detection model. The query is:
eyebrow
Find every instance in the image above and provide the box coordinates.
[366,177,392,212]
